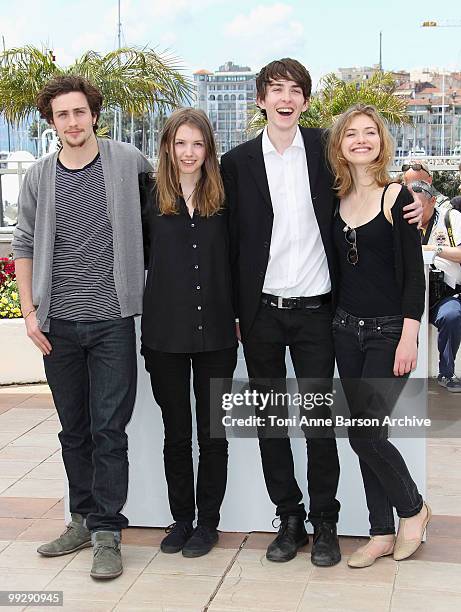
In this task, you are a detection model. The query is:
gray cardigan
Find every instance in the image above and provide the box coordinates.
[12,139,153,331]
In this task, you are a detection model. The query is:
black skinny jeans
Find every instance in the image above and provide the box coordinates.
[333,308,423,536]
[143,346,237,529]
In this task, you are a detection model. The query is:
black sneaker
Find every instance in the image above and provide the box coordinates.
[182,525,218,558]
[438,375,461,393]
[160,521,194,554]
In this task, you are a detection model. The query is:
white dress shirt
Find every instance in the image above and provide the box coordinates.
[262,126,331,297]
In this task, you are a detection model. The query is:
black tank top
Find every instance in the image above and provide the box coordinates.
[333,185,402,317]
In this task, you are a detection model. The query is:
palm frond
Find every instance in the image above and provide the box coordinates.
[0,45,193,125]
[68,47,193,115]
[95,125,110,139]
[249,71,411,131]
[0,46,62,122]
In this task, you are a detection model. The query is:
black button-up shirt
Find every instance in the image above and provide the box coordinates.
[139,174,237,353]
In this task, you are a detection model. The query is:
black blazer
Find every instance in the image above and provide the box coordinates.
[221,127,338,340]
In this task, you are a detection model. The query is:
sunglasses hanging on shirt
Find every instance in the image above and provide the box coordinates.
[343,225,358,266]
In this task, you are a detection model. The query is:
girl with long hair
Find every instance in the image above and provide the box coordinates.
[140,108,237,557]
[327,104,430,567]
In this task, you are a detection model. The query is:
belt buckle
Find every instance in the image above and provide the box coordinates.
[277,296,289,309]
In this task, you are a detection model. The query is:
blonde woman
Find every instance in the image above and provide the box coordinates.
[140,108,237,557]
[327,104,430,567]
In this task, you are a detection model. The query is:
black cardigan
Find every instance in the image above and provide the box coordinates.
[389,185,426,321]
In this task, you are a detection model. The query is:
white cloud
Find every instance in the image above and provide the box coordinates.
[224,3,305,67]
[103,0,225,55]
[158,32,179,48]
[144,0,222,20]
[0,0,221,60]
[118,0,224,39]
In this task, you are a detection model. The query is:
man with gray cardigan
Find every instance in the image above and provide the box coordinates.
[12,76,152,580]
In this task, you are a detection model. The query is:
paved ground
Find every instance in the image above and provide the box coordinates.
[0,381,459,611]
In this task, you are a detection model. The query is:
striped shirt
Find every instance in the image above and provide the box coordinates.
[49,154,121,321]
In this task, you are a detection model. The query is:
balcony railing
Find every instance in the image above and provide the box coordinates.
[0,159,32,227]
[389,155,461,172]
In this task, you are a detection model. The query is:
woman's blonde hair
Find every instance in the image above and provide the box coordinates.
[327,104,395,197]
[156,108,224,216]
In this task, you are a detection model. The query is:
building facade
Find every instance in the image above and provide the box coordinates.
[391,71,461,156]
[335,65,410,86]
[193,61,257,155]
[335,66,461,157]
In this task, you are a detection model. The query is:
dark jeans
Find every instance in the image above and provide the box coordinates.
[143,346,237,529]
[333,308,423,535]
[243,301,340,525]
[430,296,461,378]
[43,317,137,532]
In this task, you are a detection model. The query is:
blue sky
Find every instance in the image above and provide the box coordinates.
[1,0,460,88]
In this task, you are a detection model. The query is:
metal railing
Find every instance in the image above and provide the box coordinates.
[390,156,461,172]
[0,160,32,228]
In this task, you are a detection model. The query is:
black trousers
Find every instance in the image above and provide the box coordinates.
[243,302,341,525]
[333,308,423,535]
[143,346,237,529]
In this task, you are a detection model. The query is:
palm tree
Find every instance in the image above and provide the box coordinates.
[249,71,411,133]
[0,45,193,125]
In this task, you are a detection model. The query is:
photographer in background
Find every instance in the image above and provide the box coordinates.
[410,180,461,392]
[402,160,451,211]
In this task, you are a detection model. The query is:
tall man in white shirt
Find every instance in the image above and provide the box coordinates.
[222,58,341,567]
[221,58,422,568]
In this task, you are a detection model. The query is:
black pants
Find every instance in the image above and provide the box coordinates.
[333,308,423,535]
[43,317,137,532]
[143,346,237,529]
[243,302,341,525]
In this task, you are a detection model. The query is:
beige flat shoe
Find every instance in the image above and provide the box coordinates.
[347,535,395,568]
[393,502,432,561]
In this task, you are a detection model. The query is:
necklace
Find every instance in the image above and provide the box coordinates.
[342,188,379,230]
[182,185,197,204]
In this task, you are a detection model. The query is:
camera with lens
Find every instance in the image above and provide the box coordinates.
[429,269,457,308]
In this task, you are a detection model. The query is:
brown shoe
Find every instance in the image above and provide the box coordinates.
[393,502,432,561]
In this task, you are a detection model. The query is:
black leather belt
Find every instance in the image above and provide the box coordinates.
[261,292,332,309]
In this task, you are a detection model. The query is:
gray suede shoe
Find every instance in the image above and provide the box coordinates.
[37,513,91,557]
[90,531,123,580]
